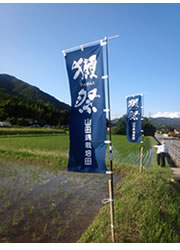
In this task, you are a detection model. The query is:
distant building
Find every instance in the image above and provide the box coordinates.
[174,129,180,136]
[163,133,168,137]
[168,128,180,137]
[0,121,12,127]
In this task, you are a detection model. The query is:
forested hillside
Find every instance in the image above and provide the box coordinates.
[0,74,70,126]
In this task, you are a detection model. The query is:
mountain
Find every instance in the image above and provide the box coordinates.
[149,117,180,129]
[0,74,70,126]
[0,74,70,110]
[112,115,180,129]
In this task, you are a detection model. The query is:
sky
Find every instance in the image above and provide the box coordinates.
[0,3,180,118]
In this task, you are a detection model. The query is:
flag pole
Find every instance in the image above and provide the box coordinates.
[140,94,144,173]
[104,36,115,242]
[62,35,119,55]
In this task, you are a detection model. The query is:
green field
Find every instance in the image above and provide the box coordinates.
[0,133,69,170]
[0,127,67,136]
[0,129,155,169]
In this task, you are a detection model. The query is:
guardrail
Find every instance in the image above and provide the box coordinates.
[155,135,180,167]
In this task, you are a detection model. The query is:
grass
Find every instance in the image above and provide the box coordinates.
[77,139,173,242]
[79,159,180,243]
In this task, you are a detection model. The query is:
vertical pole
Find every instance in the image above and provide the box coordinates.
[109,179,115,242]
[140,146,144,173]
[105,37,115,242]
[140,94,144,173]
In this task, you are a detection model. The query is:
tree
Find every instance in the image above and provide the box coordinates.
[112,115,126,135]
[0,90,70,126]
[142,118,156,136]
[111,115,156,136]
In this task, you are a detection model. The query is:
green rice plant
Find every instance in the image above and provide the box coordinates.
[17,188,21,196]
[20,192,25,199]
[64,192,68,199]
[57,186,61,193]
[8,169,11,177]
[0,223,7,234]
[12,213,18,226]
[6,200,10,208]
[7,185,11,193]
[20,206,24,219]
[29,205,34,215]
[57,226,61,240]
[42,209,47,216]
[43,223,48,233]
[49,201,56,211]
[32,232,36,241]
[33,195,37,202]
[51,217,57,225]
[76,209,81,216]
[0,237,8,243]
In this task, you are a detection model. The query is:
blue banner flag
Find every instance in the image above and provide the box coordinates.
[126,94,142,143]
[65,44,107,173]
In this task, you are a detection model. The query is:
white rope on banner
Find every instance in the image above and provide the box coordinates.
[102,198,113,205]
[62,50,66,56]
[106,171,113,175]
[100,40,107,46]
[61,34,119,54]
[103,109,110,113]
[104,140,111,144]
[102,75,109,79]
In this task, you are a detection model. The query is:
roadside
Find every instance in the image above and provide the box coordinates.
[171,168,180,183]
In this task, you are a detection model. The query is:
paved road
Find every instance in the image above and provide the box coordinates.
[171,168,180,182]
[155,135,180,167]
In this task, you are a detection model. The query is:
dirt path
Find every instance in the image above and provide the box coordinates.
[0,161,118,243]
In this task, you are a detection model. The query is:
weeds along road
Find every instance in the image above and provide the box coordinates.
[0,160,119,243]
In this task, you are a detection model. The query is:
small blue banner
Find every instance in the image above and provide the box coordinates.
[126,94,142,143]
[65,44,107,173]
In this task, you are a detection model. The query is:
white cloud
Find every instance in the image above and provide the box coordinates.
[151,112,180,119]
[111,113,121,120]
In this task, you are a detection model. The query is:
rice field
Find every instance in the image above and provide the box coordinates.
[0,134,69,170]
[111,135,156,167]
[0,129,156,242]
[0,130,156,168]
[0,159,110,243]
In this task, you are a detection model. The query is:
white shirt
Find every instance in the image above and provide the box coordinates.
[154,144,168,154]
[161,144,168,153]
[154,145,163,154]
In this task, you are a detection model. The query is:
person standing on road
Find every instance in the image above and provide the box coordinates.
[160,141,168,167]
[154,143,162,166]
